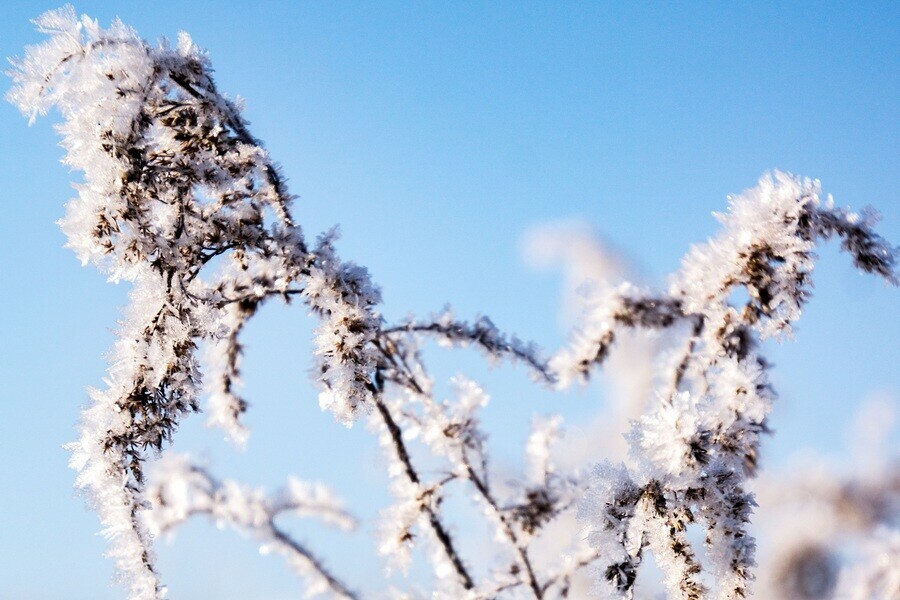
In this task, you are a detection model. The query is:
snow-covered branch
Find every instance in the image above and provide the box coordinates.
[8,7,897,600]
[145,454,357,599]
[384,309,554,384]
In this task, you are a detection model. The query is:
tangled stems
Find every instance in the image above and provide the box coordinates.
[8,7,897,599]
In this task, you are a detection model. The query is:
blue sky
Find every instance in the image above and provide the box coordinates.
[0,2,897,598]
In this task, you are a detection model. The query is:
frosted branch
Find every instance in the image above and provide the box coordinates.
[385,309,554,384]
[145,454,357,598]
[9,7,898,600]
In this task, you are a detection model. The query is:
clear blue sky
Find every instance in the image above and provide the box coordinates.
[0,2,897,598]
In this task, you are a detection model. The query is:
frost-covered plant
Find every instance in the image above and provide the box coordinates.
[145,454,357,598]
[7,7,897,600]
[571,174,896,600]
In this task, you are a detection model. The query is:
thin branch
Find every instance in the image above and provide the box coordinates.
[372,393,476,590]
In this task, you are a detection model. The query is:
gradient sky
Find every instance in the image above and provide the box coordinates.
[0,2,897,598]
